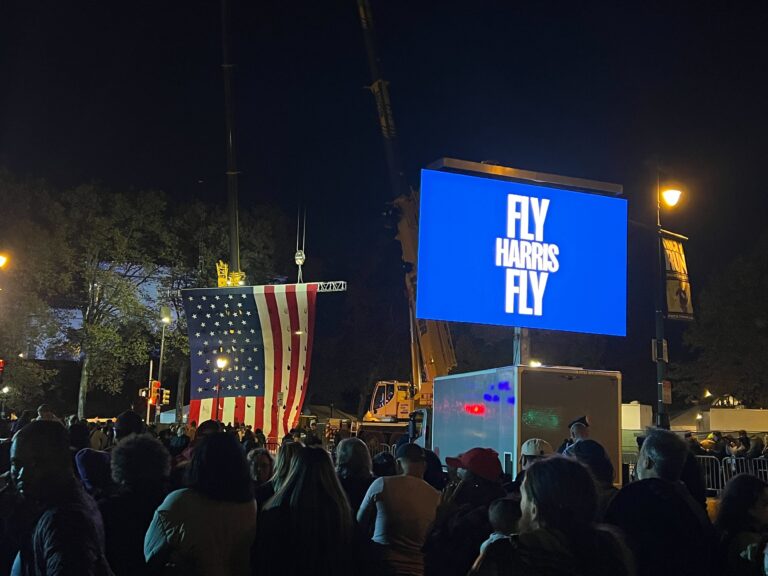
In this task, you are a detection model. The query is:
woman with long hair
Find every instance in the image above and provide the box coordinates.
[470,456,633,576]
[254,440,303,507]
[714,474,768,575]
[253,446,354,576]
[335,437,374,513]
[145,432,257,576]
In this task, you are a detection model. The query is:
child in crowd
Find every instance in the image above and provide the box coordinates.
[480,497,521,554]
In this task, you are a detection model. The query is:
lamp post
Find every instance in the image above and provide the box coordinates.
[0,386,9,419]
[157,308,172,385]
[215,356,228,421]
[655,178,682,429]
[155,307,172,425]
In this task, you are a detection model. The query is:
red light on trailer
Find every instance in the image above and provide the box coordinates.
[464,404,486,415]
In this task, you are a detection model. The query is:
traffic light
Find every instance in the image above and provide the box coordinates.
[149,380,161,405]
[0,359,5,383]
[138,387,149,398]
[161,388,171,405]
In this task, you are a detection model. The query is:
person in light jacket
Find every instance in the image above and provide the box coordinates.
[144,432,257,576]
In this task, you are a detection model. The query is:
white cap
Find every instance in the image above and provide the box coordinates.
[520,438,554,457]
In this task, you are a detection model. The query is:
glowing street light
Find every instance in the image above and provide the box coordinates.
[661,188,682,207]
[1,386,9,394]
[0,254,7,268]
[654,177,686,429]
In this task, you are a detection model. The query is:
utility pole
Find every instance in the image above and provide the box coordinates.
[221,0,242,277]
[654,171,669,429]
[146,359,153,425]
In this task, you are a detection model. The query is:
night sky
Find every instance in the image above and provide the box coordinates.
[2,1,767,407]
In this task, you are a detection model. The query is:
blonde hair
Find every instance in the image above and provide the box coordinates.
[271,441,304,492]
[267,446,353,545]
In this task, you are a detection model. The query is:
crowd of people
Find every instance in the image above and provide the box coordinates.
[0,405,767,576]
[687,430,768,460]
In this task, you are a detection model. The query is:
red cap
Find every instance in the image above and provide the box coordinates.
[445,447,502,482]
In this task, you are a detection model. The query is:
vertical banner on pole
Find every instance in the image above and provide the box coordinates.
[662,234,694,321]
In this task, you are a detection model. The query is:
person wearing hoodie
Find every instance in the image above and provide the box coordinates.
[424,448,507,576]
[469,456,632,576]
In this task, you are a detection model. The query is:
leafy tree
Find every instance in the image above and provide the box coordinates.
[675,231,768,407]
[0,171,63,405]
[59,185,175,417]
[1,358,57,412]
[1,169,296,418]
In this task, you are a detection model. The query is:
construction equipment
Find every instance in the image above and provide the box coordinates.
[356,0,456,438]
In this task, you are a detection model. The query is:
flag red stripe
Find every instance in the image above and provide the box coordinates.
[293,284,318,429]
[234,396,246,426]
[264,285,283,441]
[257,396,265,431]
[189,399,201,427]
[282,285,301,435]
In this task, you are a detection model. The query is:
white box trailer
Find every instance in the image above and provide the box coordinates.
[709,408,768,433]
[432,365,622,483]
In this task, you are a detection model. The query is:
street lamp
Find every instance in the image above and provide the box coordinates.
[157,309,171,383]
[214,356,228,421]
[155,306,172,425]
[0,386,9,419]
[0,254,7,268]
[655,179,684,429]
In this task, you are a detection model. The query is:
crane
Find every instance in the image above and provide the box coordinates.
[356,0,456,430]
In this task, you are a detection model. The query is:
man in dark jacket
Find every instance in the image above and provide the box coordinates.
[10,420,113,575]
[605,427,714,576]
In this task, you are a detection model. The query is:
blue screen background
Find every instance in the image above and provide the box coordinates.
[416,169,627,336]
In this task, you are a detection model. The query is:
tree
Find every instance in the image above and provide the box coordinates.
[1,169,293,417]
[58,185,176,417]
[0,171,64,407]
[675,231,768,407]
[1,358,57,412]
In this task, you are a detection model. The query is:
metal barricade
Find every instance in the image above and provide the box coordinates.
[722,456,754,484]
[695,455,724,495]
[369,443,391,457]
[623,452,638,480]
[265,440,280,455]
[750,458,768,483]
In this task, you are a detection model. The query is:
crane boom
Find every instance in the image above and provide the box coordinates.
[356,0,456,414]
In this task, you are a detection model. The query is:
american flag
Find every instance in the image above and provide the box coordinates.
[181,284,318,441]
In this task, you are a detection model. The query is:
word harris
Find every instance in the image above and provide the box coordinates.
[494,194,560,316]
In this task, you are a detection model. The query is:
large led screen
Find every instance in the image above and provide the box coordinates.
[416,169,627,336]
